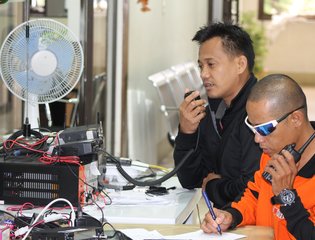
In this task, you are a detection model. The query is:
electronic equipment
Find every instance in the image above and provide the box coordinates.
[50,125,103,164]
[263,132,315,183]
[0,158,98,206]
[31,228,132,240]
[184,90,201,100]
[57,125,101,143]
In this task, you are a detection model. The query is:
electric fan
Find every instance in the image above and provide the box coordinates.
[0,18,84,132]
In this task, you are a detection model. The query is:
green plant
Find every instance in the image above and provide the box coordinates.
[240,11,267,76]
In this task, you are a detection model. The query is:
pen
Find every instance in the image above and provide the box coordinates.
[202,190,222,235]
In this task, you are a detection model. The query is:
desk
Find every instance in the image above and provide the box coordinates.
[83,177,202,225]
[113,224,274,240]
[0,174,201,225]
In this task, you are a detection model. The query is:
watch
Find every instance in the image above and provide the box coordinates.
[271,189,296,206]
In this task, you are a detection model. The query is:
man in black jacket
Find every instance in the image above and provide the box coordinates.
[173,22,262,208]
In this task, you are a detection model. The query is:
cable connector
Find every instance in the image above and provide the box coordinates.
[43,213,63,223]
[85,192,93,203]
[14,226,29,237]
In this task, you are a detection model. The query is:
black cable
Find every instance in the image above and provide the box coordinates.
[101,222,132,240]
[195,125,201,152]
[99,148,195,187]
[66,163,96,190]
[102,221,116,231]
[1,129,48,160]
[100,189,112,205]
[97,106,201,187]
[89,197,104,224]
[135,171,156,180]
[66,162,114,209]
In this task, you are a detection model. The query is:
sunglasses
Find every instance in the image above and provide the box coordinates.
[245,105,305,136]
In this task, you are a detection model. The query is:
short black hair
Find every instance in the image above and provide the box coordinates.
[192,22,255,72]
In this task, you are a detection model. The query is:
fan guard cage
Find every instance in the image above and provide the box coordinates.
[0,18,84,104]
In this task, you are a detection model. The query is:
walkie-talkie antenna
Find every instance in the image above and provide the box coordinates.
[297,131,315,154]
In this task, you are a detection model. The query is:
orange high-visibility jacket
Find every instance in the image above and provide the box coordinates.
[230,153,315,240]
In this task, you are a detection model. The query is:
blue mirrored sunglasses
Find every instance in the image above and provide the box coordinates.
[245,105,305,136]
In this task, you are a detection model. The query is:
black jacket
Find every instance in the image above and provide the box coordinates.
[173,74,262,208]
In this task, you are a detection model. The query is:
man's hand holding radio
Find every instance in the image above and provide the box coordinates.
[265,149,298,196]
[179,90,207,134]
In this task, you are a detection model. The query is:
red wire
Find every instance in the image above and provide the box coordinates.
[39,152,80,165]
[6,202,35,213]
[18,203,35,217]
[3,136,48,154]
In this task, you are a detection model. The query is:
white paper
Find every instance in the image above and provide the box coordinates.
[120,228,164,239]
[164,229,246,240]
[109,191,176,205]
[120,228,246,240]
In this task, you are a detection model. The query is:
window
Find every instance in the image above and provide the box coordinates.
[30,0,46,15]
[259,0,315,20]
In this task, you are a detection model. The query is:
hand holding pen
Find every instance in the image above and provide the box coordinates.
[202,190,222,235]
[201,190,235,235]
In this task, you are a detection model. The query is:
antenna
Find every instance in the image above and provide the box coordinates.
[24,0,31,138]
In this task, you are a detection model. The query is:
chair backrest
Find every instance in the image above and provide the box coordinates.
[163,68,185,107]
[171,63,195,91]
[148,62,207,144]
[148,71,179,141]
[183,62,207,99]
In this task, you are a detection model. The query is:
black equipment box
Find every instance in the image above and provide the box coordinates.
[0,158,97,206]
[51,124,103,165]
[31,228,132,240]
[31,227,96,240]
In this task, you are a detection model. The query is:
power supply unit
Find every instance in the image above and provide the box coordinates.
[0,158,98,206]
[31,227,132,240]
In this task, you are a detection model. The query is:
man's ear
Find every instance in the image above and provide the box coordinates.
[236,55,248,74]
[290,110,303,127]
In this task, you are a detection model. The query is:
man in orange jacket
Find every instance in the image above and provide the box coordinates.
[201,73,315,240]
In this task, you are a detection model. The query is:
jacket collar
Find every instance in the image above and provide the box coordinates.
[208,73,257,114]
[229,73,257,112]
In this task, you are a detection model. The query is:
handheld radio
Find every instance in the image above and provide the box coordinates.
[184,90,201,101]
[263,132,315,183]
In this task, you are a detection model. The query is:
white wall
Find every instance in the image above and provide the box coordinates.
[264,18,315,74]
[127,0,208,164]
[240,0,315,83]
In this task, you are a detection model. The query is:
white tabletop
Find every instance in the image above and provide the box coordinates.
[83,177,201,224]
[0,176,201,225]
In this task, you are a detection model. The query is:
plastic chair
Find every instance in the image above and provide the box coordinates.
[183,62,207,99]
[148,70,180,144]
